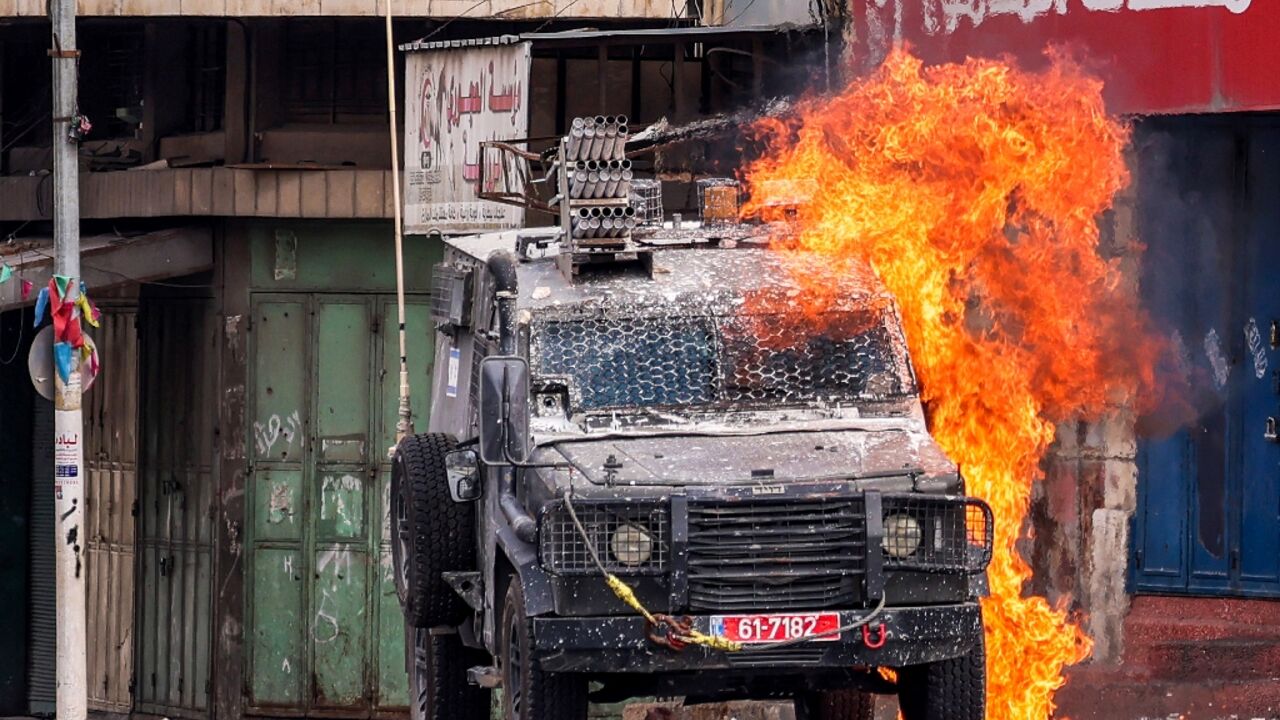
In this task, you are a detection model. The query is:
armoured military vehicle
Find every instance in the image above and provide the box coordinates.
[389,213,993,719]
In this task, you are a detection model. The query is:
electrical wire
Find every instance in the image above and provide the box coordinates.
[16,245,215,289]
[531,0,587,34]
[0,304,25,365]
[1,85,52,154]
[724,0,761,26]
[494,1,554,17]
[5,221,33,242]
[2,112,51,154]
[416,0,496,43]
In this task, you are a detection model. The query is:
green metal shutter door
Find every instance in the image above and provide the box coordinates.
[136,297,217,718]
[246,294,433,716]
[84,306,139,713]
[247,298,309,709]
[310,298,373,709]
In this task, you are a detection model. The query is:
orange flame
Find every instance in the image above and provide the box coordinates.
[742,50,1155,718]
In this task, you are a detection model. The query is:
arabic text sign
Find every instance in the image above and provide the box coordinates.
[404,42,530,234]
[848,0,1277,114]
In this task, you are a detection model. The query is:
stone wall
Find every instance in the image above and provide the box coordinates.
[1029,159,1143,665]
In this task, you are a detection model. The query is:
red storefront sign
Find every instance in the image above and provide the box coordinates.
[846,0,1280,115]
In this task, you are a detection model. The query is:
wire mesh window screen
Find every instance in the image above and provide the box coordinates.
[531,311,912,410]
[532,316,719,409]
[881,495,993,573]
[539,503,670,575]
[718,313,909,403]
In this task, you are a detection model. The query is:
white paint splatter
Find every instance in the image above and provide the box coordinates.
[1245,317,1268,380]
[268,482,293,524]
[313,589,340,644]
[254,410,302,457]
[1204,328,1230,389]
[320,475,361,536]
[315,547,353,582]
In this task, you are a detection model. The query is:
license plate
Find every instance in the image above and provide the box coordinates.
[710,612,842,644]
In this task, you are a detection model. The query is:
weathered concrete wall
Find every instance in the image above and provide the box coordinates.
[1029,160,1142,665]
[0,0,680,17]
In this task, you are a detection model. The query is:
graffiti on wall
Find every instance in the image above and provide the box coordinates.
[917,0,1249,35]
[847,0,1265,113]
[852,0,1255,66]
[858,0,1251,45]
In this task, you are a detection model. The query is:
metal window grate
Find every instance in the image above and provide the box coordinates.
[687,498,867,612]
[430,264,473,328]
[697,177,740,228]
[539,502,670,575]
[530,312,911,411]
[881,495,993,573]
[629,179,664,225]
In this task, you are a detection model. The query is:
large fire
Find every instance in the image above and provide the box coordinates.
[742,51,1154,717]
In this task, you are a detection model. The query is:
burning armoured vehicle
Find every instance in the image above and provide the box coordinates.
[390,119,993,720]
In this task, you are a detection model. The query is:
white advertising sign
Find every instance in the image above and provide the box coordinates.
[404,41,530,235]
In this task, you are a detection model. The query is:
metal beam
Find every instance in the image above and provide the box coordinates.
[0,228,215,312]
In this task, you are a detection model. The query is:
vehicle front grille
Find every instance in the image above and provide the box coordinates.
[687,498,866,612]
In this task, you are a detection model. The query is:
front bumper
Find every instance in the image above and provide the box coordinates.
[533,602,982,673]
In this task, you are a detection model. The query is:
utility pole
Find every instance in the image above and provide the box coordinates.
[49,0,88,717]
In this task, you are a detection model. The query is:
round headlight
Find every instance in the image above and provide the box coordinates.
[610,524,654,566]
[883,514,922,559]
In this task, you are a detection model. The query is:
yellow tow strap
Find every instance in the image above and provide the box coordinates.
[604,573,744,652]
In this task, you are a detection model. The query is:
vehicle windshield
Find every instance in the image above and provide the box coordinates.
[529,309,916,412]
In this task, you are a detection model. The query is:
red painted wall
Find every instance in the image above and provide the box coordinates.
[846,1,1280,115]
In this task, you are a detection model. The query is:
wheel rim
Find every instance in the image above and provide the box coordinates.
[412,629,429,720]
[393,472,411,593]
[504,611,524,718]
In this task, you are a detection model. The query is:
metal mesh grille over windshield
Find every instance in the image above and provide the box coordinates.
[531,312,911,410]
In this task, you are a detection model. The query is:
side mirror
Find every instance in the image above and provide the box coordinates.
[444,449,482,502]
[477,356,530,465]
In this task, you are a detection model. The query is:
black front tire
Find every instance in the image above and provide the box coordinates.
[408,628,490,720]
[797,689,877,720]
[499,580,588,720]
[391,433,476,628]
[897,631,986,720]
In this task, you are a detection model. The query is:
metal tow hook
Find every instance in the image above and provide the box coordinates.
[862,623,888,649]
[646,614,693,651]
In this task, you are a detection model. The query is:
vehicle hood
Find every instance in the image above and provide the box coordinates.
[546,427,954,487]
